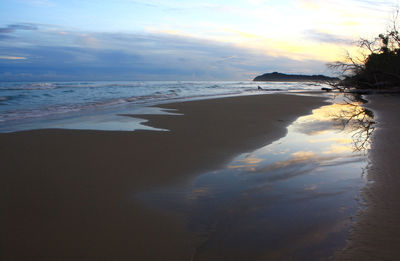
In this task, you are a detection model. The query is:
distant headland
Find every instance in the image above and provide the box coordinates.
[253,72,339,82]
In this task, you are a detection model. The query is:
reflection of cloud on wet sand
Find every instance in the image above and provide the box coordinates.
[186,187,213,200]
[293,104,340,135]
[309,137,352,144]
[323,144,352,155]
[237,157,264,164]
[260,217,350,260]
[228,164,258,171]
[256,150,344,182]
[228,156,263,171]
[267,168,315,182]
[226,151,328,182]
[293,103,368,136]
[274,151,318,168]
[293,119,340,136]
[258,147,290,156]
[296,187,352,202]
[257,151,326,181]
[319,155,364,167]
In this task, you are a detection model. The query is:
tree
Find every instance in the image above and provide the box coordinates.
[328,11,400,90]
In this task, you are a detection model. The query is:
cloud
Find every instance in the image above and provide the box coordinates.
[298,0,395,13]
[0,56,26,60]
[304,29,354,45]
[0,23,38,34]
[350,0,397,12]
[0,24,331,81]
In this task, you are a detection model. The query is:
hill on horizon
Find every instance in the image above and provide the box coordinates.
[253,72,339,82]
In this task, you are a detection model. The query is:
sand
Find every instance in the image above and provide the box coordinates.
[334,94,400,260]
[0,94,328,260]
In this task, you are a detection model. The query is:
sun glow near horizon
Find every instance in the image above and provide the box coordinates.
[146,0,397,62]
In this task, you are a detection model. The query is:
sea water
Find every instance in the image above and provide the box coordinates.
[0,81,326,132]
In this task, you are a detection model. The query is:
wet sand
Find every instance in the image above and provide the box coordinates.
[0,94,328,260]
[334,94,400,260]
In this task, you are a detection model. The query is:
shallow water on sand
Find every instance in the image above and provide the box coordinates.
[139,94,374,261]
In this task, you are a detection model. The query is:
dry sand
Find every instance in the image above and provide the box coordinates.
[0,94,328,260]
[334,94,400,260]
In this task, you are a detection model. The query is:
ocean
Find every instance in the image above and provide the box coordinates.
[0,81,327,132]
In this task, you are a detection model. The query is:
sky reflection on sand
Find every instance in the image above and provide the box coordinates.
[139,94,374,261]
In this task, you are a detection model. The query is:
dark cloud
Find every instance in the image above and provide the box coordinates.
[0,23,38,34]
[304,29,354,45]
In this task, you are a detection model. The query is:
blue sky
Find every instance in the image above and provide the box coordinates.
[0,0,398,81]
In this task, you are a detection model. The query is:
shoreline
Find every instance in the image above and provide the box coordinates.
[0,94,328,260]
[0,91,313,133]
[334,94,400,260]
[0,80,328,132]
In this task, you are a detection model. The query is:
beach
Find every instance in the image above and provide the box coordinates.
[334,94,400,261]
[0,93,328,260]
[3,0,400,259]
[3,91,399,260]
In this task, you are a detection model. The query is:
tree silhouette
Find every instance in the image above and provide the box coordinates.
[328,10,400,90]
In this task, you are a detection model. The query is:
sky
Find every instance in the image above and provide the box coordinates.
[0,0,399,81]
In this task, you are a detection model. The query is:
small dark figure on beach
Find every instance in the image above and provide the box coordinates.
[258,86,263,90]
[321,87,332,92]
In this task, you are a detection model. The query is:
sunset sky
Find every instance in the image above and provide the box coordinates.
[0,0,398,81]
